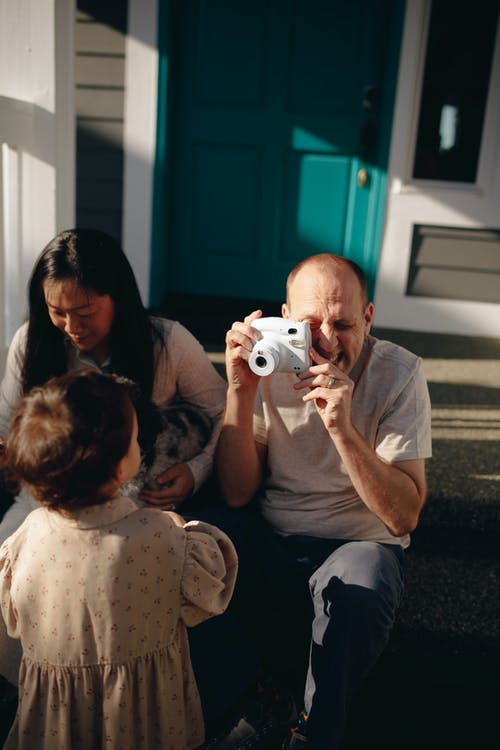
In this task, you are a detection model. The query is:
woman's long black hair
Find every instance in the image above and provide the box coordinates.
[22,228,158,399]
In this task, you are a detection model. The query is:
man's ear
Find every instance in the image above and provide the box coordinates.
[282,303,290,318]
[364,302,375,334]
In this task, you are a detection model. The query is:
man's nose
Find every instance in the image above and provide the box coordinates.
[318,324,337,350]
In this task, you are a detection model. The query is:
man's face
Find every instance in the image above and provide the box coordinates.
[282,263,374,375]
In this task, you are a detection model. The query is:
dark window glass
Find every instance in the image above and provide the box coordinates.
[413,0,499,182]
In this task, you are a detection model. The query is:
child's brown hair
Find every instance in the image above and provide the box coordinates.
[6,369,137,510]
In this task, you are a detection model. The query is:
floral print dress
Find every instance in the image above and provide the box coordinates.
[0,496,238,750]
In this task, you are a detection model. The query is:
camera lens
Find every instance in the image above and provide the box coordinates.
[249,343,278,376]
[287,327,297,335]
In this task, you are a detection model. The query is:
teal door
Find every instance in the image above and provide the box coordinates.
[152,0,404,304]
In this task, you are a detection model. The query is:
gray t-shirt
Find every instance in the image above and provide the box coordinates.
[253,336,432,548]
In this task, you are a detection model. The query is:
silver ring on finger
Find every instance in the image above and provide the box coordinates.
[327,376,336,388]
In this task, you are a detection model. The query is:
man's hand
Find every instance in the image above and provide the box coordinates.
[295,350,426,536]
[217,310,267,507]
[294,348,355,436]
[139,462,195,511]
[225,310,263,390]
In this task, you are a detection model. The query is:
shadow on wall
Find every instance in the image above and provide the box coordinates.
[75,0,128,243]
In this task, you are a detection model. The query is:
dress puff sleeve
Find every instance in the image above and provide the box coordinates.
[0,543,18,639]
[0,542,24,686]
[180,520,238,628]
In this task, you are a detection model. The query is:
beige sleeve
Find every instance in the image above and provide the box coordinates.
[152,319,227,490]
[179,520,238,627]
[0,541,23,685]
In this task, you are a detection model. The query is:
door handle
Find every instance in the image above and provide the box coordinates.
[357,168,369,188]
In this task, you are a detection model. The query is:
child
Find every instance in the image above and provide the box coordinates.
[0,370,237,750]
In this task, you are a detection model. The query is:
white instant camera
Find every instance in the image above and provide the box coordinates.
[249,317,311,376]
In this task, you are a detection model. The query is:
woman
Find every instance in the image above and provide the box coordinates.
[0,227,226,545]
[0,229,265,744]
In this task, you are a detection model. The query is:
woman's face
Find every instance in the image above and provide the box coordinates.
[43,280,116,363]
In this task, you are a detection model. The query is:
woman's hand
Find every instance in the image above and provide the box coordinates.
[139,462,195,510]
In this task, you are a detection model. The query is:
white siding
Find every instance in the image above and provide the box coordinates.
[0,0,75,355]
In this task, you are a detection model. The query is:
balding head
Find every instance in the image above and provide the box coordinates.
[286,254,368,310]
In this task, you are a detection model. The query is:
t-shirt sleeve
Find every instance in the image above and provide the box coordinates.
[0,540,23,686]
[0,542,18,639]
[179,520,238,627]
[375,357,432,462]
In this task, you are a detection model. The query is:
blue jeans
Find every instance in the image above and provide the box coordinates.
[187,507,404,748]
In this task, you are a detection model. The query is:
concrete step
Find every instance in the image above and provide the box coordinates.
[343,648,498,750]
[392,528,500,667]
[422,349,500,536]
[1,307,498,747]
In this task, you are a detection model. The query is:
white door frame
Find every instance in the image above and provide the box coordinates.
[374,0,500,337]
[122,0,159,306]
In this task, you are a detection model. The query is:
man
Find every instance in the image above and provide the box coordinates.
[216,254,432,749]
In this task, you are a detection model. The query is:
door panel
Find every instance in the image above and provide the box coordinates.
[191,143,262,261]
[281,154,351,261]
[156,0,403,303]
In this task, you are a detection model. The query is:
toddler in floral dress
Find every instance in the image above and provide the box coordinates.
[0,369,237,750]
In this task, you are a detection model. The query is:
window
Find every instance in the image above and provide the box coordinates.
[413,0,499,183]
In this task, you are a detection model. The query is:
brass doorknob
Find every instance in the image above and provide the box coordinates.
[357,168,369,188]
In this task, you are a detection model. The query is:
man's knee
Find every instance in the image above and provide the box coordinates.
[309,541,404,640]
[310,541,403,598]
